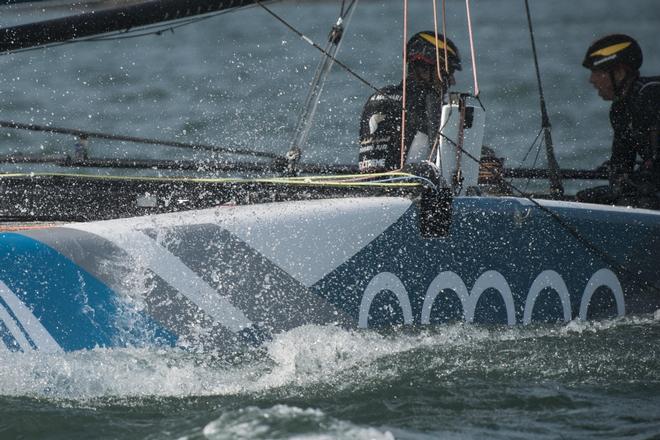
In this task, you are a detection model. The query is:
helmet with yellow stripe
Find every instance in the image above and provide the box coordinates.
[582,34,642,71]
[407,31,462,73]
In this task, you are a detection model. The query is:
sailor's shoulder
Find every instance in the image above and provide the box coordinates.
[367,84,403,103]
[636,76,660,97]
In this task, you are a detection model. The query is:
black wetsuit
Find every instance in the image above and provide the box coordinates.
[359,79,443,172]
[577,75,660,207]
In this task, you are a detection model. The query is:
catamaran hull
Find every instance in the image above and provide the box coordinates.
[1,196,659,353]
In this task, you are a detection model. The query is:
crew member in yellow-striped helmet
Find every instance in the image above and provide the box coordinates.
[582,34,642,100]
[359,31,462,173]
[407,31,462,93]
[577,34,660,209]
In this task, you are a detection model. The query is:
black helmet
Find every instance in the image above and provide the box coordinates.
[582,34,642,71]
[407,31,462,72]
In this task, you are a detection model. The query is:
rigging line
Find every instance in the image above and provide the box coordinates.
[437,131,660,295]
[523,133,544,193]
[86,9,238,41]
[342,0,359,18]
[0,120,282,160]
[523,0,563,197]
[431,0,442,81]
[531,136,543,168]
[519,127,544,165]
[399,0,410,170]
[4,38,76,55]
[441,0,449,73]
[289,0,358,155]
[85,18,213,42]
[464,0,479,97]
[522,136,544,192]
[518,126,544,192]
[254,0,379,93]
[273,170,411,182]
[372,175,435,187]
[341,0,359,18]
[85,24,200,43]
[312,172,430,185]
[427,102,455,163]
[87,3,264,41]
[335,0,357,20]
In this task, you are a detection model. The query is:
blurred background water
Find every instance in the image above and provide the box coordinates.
[1,1,660,439]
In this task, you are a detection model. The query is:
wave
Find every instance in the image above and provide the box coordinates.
[200,404,395,440]
[0,313,658,401]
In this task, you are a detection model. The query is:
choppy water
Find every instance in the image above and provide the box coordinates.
[1,0,660,438]
[2,316,660,439]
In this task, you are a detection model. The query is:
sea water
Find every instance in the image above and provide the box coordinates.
[1,0,660,438]
[1,317,659,439]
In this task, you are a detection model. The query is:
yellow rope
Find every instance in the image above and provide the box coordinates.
[0,171,423,187]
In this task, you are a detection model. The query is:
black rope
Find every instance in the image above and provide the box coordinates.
[519,127,543,165]
[0,120,282,160]
[525,135,544,191]
[503,168,608,180]
[255,0,379,93]
[342,0,358,18]
[84,7,245,42]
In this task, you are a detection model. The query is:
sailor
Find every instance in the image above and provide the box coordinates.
[577,34,660,208]
[358,31,461,172]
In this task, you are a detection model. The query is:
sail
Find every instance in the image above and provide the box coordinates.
[0,0,258,53]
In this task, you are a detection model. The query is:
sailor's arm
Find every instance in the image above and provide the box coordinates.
[646,128,659,170]
[638,83,660,170]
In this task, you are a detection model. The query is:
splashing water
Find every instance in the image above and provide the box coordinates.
[1,315,658,399]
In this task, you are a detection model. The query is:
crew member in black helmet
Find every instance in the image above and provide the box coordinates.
[577,34,660,208]
[358,31,461,172]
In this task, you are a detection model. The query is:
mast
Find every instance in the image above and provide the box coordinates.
[0,0,258,54]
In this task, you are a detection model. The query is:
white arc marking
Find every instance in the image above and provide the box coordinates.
[469,271,516,325]
[359,272,413,328]
[579,268,625,320]
[523,270,572,324]
[422,270,516,325]
[422,271,469,324]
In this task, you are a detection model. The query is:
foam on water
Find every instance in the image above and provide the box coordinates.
[0,314,658,402]
[200,404,395,440]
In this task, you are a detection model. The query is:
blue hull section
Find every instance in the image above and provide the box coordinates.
[1,196,659,353]
[0,233,176,351]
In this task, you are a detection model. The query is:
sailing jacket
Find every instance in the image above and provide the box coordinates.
[608,75,660,183]
[359,79,443,172]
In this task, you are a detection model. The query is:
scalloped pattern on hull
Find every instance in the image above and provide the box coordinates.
[1,196,659,352]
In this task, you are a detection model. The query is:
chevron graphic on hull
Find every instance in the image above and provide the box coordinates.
[0,281,63,352]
